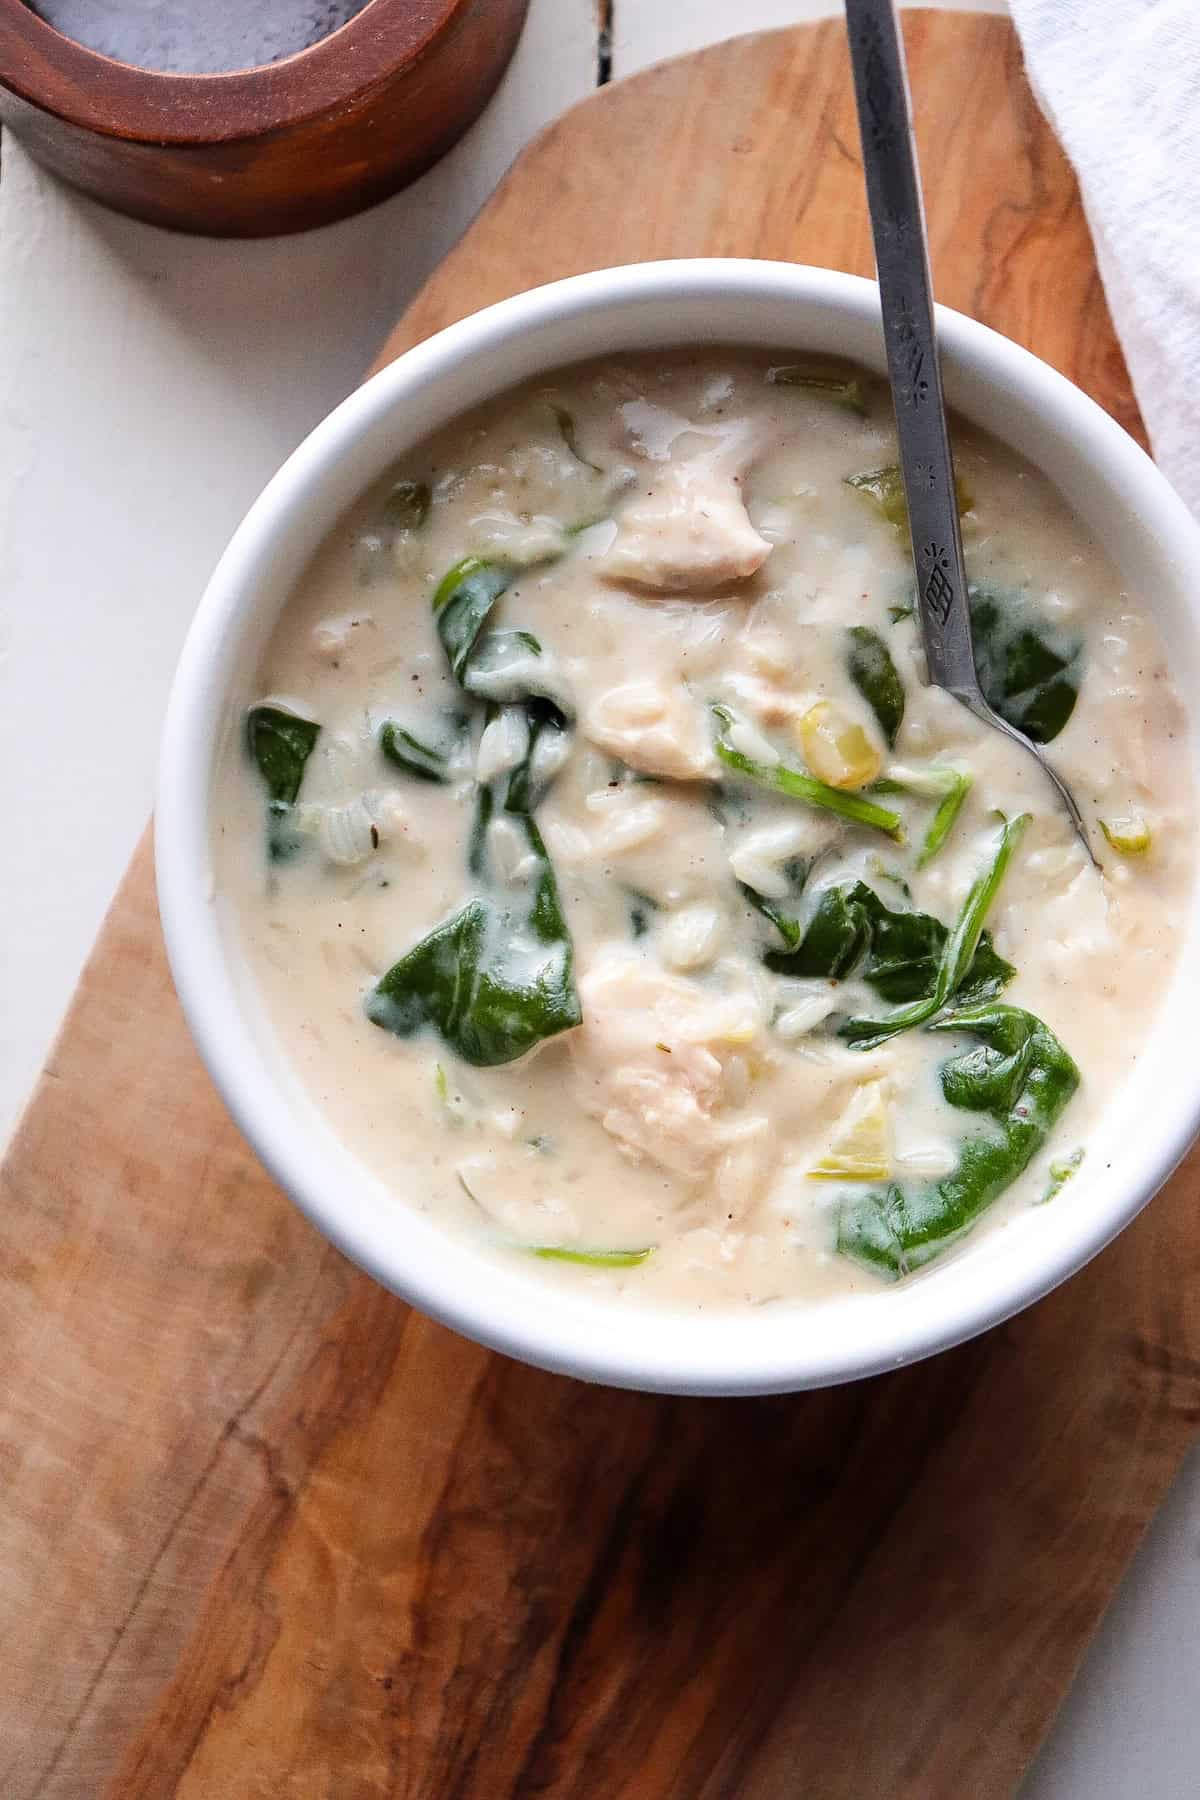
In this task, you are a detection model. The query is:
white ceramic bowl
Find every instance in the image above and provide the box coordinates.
[157,259,1200,1395]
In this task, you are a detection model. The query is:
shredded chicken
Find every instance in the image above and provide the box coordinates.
[569,950,772,1207]
[602,462,771,593]
[582,679,715,779]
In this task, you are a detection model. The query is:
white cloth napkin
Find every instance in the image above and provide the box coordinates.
[1009,0,1200,517]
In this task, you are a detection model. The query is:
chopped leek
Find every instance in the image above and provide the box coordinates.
[809,1082,892,1181]
[530,1246,655,1268]
[846,463,974,532]
[796,700,883,790]
[1039,1147,1084,1205]
[1100,815,1151,856]
[767,364,868,416]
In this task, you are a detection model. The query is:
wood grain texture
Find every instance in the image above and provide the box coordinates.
[2,17,1195,1797]
[0,0,531,235]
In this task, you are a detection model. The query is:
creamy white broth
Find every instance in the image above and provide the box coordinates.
[214,351,1192,1309]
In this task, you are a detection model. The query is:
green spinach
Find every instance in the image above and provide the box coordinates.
[383,478,431,532]
[837,1003,1080,1277]
[712,705,904,839]
[550,403,604,474]
[846,625,905,747]
[867,857,912,901]
[366,706,580,1066]
[767,365,868,417]
[764,882,881,980]
[432,557,516,685]
[968,586,1082,744]
[626,889,660,940]
[739,858,811,953]
[840,812,1028,1048]
[431,558,572,720]
[460,627,572,721]
[379,715,466,783]
[919,771,972,866]
[762,878,1013,1010]
[246,703,320,862]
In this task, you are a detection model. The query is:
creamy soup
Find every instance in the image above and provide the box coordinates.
[215,352,1192,1308]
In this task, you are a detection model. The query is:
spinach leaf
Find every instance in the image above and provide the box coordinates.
[432,557,516,685]
[431,558,572,721]
[855,897,950,1003]
[383,478,431,531]
[740,886,803,954]
[968,586,1082,744]
[837,1003,1080,1277]
[874,763,973,866]
[888,603,914,624]
[550,403,604,475]
[369,906,521,1063]
[246,704,319,808]
[366,893,578,1067]
[625,889,660,940]
[867,857,912,901]
[767,364,868,417]
[840,812,1028,1048]
[366,707,580,1067]
[712,705,904,839]
[949,932,1016,1008]
[762,878,1012,1008]
[746,893,803,952]
[379,715,466,783]
[737,853,811,952]
[765,883,873,980]
[918,771,972,866]
[246,704,319,862]
[504,698,569,812]
[459,627,573,721]
[846,625,905,747]
[846,463,974,532]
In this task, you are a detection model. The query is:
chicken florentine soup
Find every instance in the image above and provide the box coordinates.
[216,351,1192,1307]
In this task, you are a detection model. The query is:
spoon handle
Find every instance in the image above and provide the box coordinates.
[844,0,977,705]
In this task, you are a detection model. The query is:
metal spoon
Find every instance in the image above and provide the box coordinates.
[843,0,1098,866]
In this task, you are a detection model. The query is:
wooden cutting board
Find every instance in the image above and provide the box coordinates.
[4,16,1198,1797]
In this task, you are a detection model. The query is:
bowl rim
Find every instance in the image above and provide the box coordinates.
[0,0,461,142]
[157,257,1200,1394]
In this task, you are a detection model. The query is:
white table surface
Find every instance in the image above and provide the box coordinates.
[2,2,1198,1791]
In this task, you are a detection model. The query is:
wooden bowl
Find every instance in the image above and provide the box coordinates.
[0,0,531,237]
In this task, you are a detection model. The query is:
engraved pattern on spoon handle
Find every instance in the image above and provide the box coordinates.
[844,0,978,703]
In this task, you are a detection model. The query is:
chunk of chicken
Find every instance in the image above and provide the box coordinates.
[583,680,716,780]
[569,950,772,1203]
[602,462,771,594]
